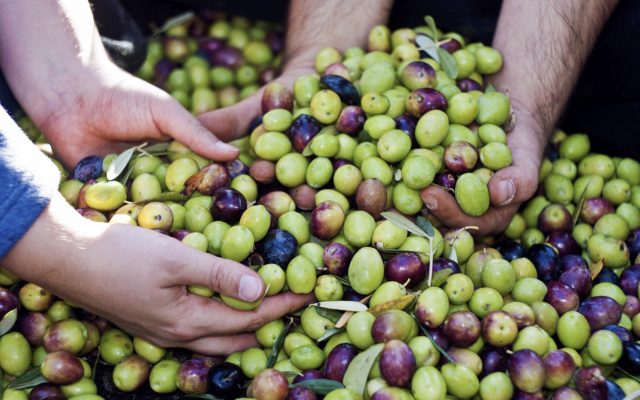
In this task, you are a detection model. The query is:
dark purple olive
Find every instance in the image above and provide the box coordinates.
[400,61,436,90]
[577,296,622,331]
[580,198,614,225]
[0,288,18,319]
[559,255,589,272]
[323,343,358,382]
[627,228,640,260]
[171,229,191,241]
[188,18,207,37]
[457,78,483,92]
[619,264,640,295]
[73,155,103,182]
[211,187,247,224]
[287,386,318,400]
[258,229,298,267]
[290,185,316,211]
[439,38,462,53]
[575,366,608,400]
[184,163,230,196]
[624,295,640,317]
[342,288,366,302]
[288,114,323,153]
[154,59,175,86]
[559,267,592,298]
[261,82,294,113]
[512,390,545,400]
[546,231,581,257]
[605,380,626,400]
[265,31,284,53]
[394,114,418,146]
[226,159,249,179]
[443,141,478,174]
[379,340,416,388]
[508,349,545,393]
[543,350,576,390]
[405,88,447,118]
[310,201,345,240]
[211,46,243,69]
[292,369,324,384]
[28,383,65,400]
[371,311,413,344]
[593,267,620,285]
[604,324,633,344]
[544,281,579,314]
[427,327,450,351]
[41,351,84,385]
[177,358,215,394]
[323,242,352,276]
[619,342,640,375]
[443,311,481,347]
[320,75,360,105]
[527,244,559,283]
[551,387,584,400]
[432,258,461,274]
[248,369,289,400]
[434,172,456,190]
[332,159,351,170]
[355,179,387,218]
[384,253,426,287]
[538,204,573,235]
[479,347,507,377]
[336,106,366,135]
[207,362,245,399]
[198,38,224,56]
[496,240,526,261]
[17,312,51,347]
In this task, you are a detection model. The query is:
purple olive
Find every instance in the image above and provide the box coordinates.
[604,324,633,344]
[371,311,414,344]
[479,347,507,377]
[342,288,366,302]
[432,258,461,274]
[258,229,298,267]
[290,185,317,211]
[211,187,247,224]
[405,88,447,118]
[384,253,426,287]
[177,358,215,394]
[41,351,84,385]
[332,159,351,169]
[0,288,18,319]
[547,231,581,257]
[624,295,640,317]
[262,82,294,113]
[379,339,416,388]
[287,386,318,400]
[400,61,436,90]
[171,229,191,241]
[538,204,573,235]
[211,46,243,69]
[544,281,579,314]
[559,267,592,298]
[577,296,622,331]
[310,201,345,240]
[394,115,418,146]
[184,163,230,196]
[543,350,576,389]
[356,179,387,218]
[323,242,352,276]
[627,228,640,260]
[292,369,325,384]
[154,59,175,86]
[527,244,559,283]
[258,191,294,218]
[199,38,224,56]
[17,312,51,347]
[226,159,249,179]
[551,387,584,400]
[265,31,284,53]
[619,264,640,295]
[620,342,640,375]
[508,349,545,393]
[443,311,481,348]
[324,343,358,382]
[496,240,526,261]
[434,172,456,190]
[512,390,545,400]
[457,78,483,92]
[320,75,360,106]
[336,106,366,135]
[439,38,462,53]
[427,327,451,351]
[580,198,614,225]
[575,366,608,400]
[28,383,65,400]
[593,268,620,286]
[113,354,150,392]
[248,369,289,400]
[559,255,589,272]
[444,141,478,174]
[73,155,103,182]
[288,114,323,152]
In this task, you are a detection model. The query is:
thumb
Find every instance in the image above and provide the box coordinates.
[175,252,266,302]
[197,89,263,143]
[488,156,540,207]
[153,95,239,161]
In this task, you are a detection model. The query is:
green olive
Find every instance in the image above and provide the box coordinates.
[84,181,127,211]
[314,275,344,301]
[165,158,199,193]
[455,173,490,217]
[240,347,267,379]
[360,62,396,94]
[254,132,293,161]
[377,129,412,163]
[149,359,180,394]
[306,157,334,189]
[346,311,375,349]
[184,205,213,233]
[348,247,384,295]
[100,329,134,365]
[286,255,317,294]
[276,153,309,187]
[361,157,393,186]
[220,225,255,262]
[416,110,449,148]
[290,344,325,370]
[300,306,336,340]
[294,75,321,107]
[0,332,31,376]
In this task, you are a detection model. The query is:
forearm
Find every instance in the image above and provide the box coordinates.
[491,0,617,153]
[284,0,393,70]
[0,0,111,124]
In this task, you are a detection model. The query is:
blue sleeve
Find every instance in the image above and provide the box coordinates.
[0,107,60,259]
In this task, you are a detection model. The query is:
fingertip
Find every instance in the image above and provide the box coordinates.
[489,178,516,206]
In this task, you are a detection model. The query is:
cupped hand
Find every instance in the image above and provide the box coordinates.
[4,193,312,355]
[33,64,239,169]
[421,108,544,235]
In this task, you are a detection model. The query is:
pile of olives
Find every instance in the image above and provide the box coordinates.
[3,11,640,400]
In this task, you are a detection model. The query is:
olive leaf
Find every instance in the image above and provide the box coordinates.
[144,142,170,153]
[312,301,368,312]
[414,268,453,290]
[416,215,435,238]
[266,319,293,368]
[485,83,497,93]
[91,347,101,381]
[152,11,195,37]
[590,258,605,280]
[375,244,426,257]
[448,245,459,264]
[414,34,440,62]
[381,212,429,238]
[368,294,417,317]
[616,367,640,385]
[573,178,592,226]
[106,146,136,181]
[317,327,345,343]
[343,343,384,395]
[314,307,343,323]
[0,308,17,336]
[335,294,372,329]
[437,47,459,79]
[290,379,345,395]
[333,275,351,287]
[413,315,455,363]
[8,367,47,389]
[424,16,439,40]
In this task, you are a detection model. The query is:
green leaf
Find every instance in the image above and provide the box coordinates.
[290,379,345,395]
[91,347,101,381]
[314,307,343,323]
[416,215,435,238]
[381,211,429,238]
[106,146,136,181]
[375,243,426,257]
[448,246,458,264]
[0,308,17,336]
[153,11,195,36]
[343,343,384,395]
[143,142,170,153]
[368,294,417,317]
[8,368,47,389]
[485,83,497,93]
[414,268,453,290]
[317,327,345,343]
[437,47,459,79]
[333,275,351,287]
[414,34,440,62]
[413,315,455,363]
[424,16,439,40]
[313,301,368,312]
[266,319,293,368]
[135,192,189,204]
[573,178,591,226]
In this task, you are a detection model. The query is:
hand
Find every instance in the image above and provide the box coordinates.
[32,63,239,168]
[421,104,544,235]
[3,193,312,354]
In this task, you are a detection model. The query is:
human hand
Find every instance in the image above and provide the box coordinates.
[421,104,544,235]
[3,193,312,354]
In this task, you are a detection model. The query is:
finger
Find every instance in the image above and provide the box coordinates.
[197,91,262,142]
[152,93,239,161]
[183,333,258,356]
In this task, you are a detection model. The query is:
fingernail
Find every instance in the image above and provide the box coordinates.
[424,197,437,210]
[214,141,238,153]
[239,275,263,301]
[497,179,516,206]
